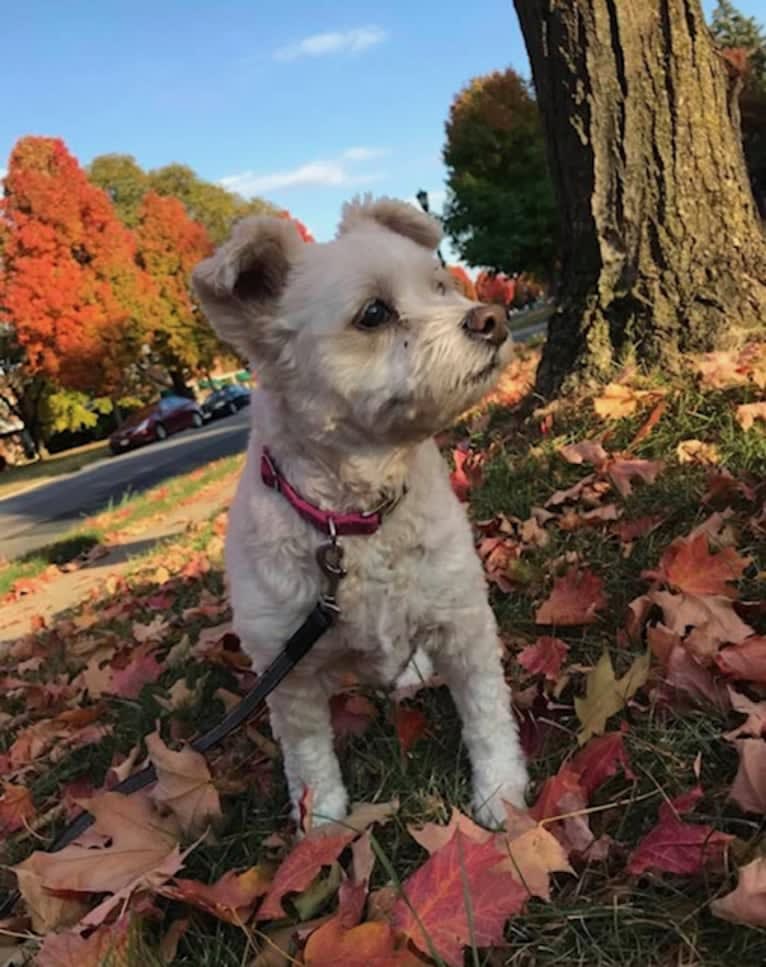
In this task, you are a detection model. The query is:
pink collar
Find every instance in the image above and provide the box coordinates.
[261,448,402,537]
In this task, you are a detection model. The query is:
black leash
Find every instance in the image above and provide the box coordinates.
[0,599,337,918]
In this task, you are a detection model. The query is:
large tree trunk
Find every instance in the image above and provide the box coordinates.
[513,0,766,396]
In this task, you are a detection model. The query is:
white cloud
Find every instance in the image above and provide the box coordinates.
[0,168,6,181]
[220,147,388,196]
[274,26,388,62]
[342,146,388,162]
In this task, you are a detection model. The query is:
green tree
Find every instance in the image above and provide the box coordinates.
[442,69,557,277]
[710,0,766,216]
[90,157,278,244]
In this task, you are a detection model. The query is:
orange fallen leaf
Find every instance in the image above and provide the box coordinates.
[496,805,573,899]
[0,782,35,834]
[159,866,271,924]
[647,532,749,598]
[408,808,491,855]
[304,919,420,967]
[393,705,429,754]
[716,637,766,686]
[736,401,766,431]
[536,568,607,626]
[676,439,721,465]
[593,384,662,420]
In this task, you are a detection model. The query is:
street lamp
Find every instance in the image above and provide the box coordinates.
[415,189,446,267]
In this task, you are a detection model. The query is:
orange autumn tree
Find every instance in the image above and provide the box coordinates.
[279,210,315,243]
[0,137,158,398]
[134,191,216,394]
[447,265,477,300]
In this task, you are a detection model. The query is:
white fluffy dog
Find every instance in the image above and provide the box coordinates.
[192,197,528,826]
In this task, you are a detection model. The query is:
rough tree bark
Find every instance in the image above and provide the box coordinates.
[512,0,766,396]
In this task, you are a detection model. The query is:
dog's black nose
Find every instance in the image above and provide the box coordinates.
[461,304,508,347]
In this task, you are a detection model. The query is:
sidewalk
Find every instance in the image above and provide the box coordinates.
[0,479,236,647]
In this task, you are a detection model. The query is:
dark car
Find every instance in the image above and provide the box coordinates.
[201,384,251,421]
[109,395,204,454]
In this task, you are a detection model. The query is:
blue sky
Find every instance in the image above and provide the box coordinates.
[0,0,761,248]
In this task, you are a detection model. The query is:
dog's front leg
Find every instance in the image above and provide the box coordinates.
[432,609,528,827]
[266,670,348,825]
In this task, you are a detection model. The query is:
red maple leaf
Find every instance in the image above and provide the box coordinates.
[449,446,485,502]
[569,730,634,798]
[392,831,527,965]
[517,637,569,680]
[529,764,593,854]
[0,782,35,834]
[108,644,164,699]
[535,568,607,626]
[256,830,356,920]
[159,867,270,924]
[393,704,429,754]
[627,787,732,876]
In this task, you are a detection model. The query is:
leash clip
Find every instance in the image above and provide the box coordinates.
[317,519,346,613]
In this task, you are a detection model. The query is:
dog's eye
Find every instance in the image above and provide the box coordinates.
[355,299,393,330]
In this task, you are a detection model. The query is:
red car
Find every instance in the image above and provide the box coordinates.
[109,395,204,454]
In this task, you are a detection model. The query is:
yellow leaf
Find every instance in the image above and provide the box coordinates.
[575,650,650,745]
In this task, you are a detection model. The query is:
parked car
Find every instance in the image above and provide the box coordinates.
[201,384,251,421]
[109,395,204,454]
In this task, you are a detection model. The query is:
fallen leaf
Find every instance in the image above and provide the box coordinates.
[725,689,766,739]
[648,625,729,710]
[257,802,396,921]
[703,470,756,506]
[676,440,721,465]
[36,917,132,967]
[0,782,35,834]
[605,458,663,497]
[612,515,664,543]
[593,384,661,420]
[716,637,766,685]
[558,440,608,465]
[569,731,635,797]
[132,616,172,644]
[496,806,573,899]
[711,857,766,927]
[529,765,593,854]
[392,831,527,966]
[648,533,749,597]
[393,705,429,754]
[450,447,485,502]
[575,651,650,744]
[159,866,271,924]
[108,644,164,699]
[729,739,766,814]
[518,637,569,681]
[649,592,754,650]
[408,808,491,855]
[304,919,420,967]
[329,693,378,741]
[14,791,183,928]
[736,402,766,431]
[536,568,607,626]
[146,731,222,836]
[159,918,189,963]
[627,787,732,876]
[629,399,667,447]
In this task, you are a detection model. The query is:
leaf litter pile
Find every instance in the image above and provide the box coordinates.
[0,342,765,966]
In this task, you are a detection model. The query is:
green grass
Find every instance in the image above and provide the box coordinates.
[1,364,765,965]
[0,440,110,500]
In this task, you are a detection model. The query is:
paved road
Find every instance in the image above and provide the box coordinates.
[0,410,251,561]
[0,315,550,562]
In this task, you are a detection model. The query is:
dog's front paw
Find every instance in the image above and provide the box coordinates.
[472,770,529,829]
[307,785,350,828]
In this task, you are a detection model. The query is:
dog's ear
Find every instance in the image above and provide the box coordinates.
[337,195,442,251]
[192,216,305,359]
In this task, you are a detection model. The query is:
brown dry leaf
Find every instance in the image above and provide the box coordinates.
[711,857,766,927]
[736,402,766,431]
[0,782,35,834]
[729,739,766,814]
[575,650,650,745]
[408,808,491,855]
[725,689,766,740]
[14,791,183,930]
[558,440,608,465]
[35,916,132,967]
[146,731,222,836]
[496,805,573,899]
[648,591,754,650]
[605,458,664,497]
[676,439,721,465]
